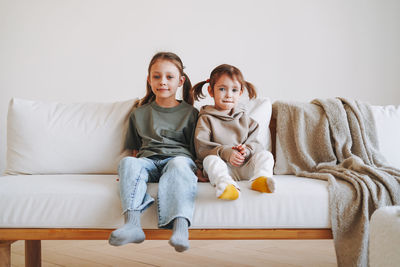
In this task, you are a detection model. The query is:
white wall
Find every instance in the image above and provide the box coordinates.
[1,0,400,173]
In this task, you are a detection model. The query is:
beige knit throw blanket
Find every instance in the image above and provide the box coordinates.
[273,98,400,267]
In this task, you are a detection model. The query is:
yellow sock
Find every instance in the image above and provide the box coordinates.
[218,184,240,200]
[251,176,274,193]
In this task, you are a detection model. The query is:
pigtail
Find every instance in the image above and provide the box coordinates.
[245,81,257,99]
[192,81,208,101]
[182,72,194,105]
[135,83,156,107]
[133,99,140,108]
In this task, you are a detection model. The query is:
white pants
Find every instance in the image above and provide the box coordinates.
[203,150,274,190]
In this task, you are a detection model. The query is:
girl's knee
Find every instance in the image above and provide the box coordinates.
[119,156,139,169]
[164,157,197,182]
[119,157,136,166]
[168,156,195,170]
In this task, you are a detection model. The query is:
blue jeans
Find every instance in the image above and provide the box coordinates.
[118,155,198,229]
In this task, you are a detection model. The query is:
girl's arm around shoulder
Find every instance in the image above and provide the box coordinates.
[196,168,209,182]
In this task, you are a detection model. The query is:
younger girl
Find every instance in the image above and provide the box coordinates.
[193,64,275,200]
[109,52,198,252]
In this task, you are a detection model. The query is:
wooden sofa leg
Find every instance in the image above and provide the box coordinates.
[25,240,41,267]
[0,241,14,267]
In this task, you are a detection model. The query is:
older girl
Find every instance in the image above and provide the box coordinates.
[109,52,198,252]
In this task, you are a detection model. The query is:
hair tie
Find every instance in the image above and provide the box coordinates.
[206,79,210,83]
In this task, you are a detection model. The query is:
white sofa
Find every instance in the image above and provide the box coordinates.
[1,98,399,266]
[369,206,400,267]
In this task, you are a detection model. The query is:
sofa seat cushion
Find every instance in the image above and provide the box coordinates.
[0,175,330,229]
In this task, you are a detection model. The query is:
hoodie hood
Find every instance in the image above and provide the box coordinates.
[199,105,246,121]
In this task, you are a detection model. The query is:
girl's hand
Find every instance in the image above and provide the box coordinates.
[229,150,245,167]
[196,169,209,182]
[232,144,247,157]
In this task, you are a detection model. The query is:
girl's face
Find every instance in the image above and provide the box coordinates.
[208,74,243,111]
[148,60,184,104]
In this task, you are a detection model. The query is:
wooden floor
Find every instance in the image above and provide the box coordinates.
[10,239,337,266]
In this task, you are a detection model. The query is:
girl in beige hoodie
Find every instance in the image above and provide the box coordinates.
[192,64,275,200]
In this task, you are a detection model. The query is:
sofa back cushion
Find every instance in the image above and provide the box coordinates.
[239,97,272,151]
[371,105,400,169]
[6,98,135,175]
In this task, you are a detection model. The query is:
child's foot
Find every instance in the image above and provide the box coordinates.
[217,183,240,200]
[108,210,145,246]
[169,217,189,252]
[108,224,145,246]
[251,176,275,193]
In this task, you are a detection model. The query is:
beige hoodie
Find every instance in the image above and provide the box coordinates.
[194,105,261,165]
